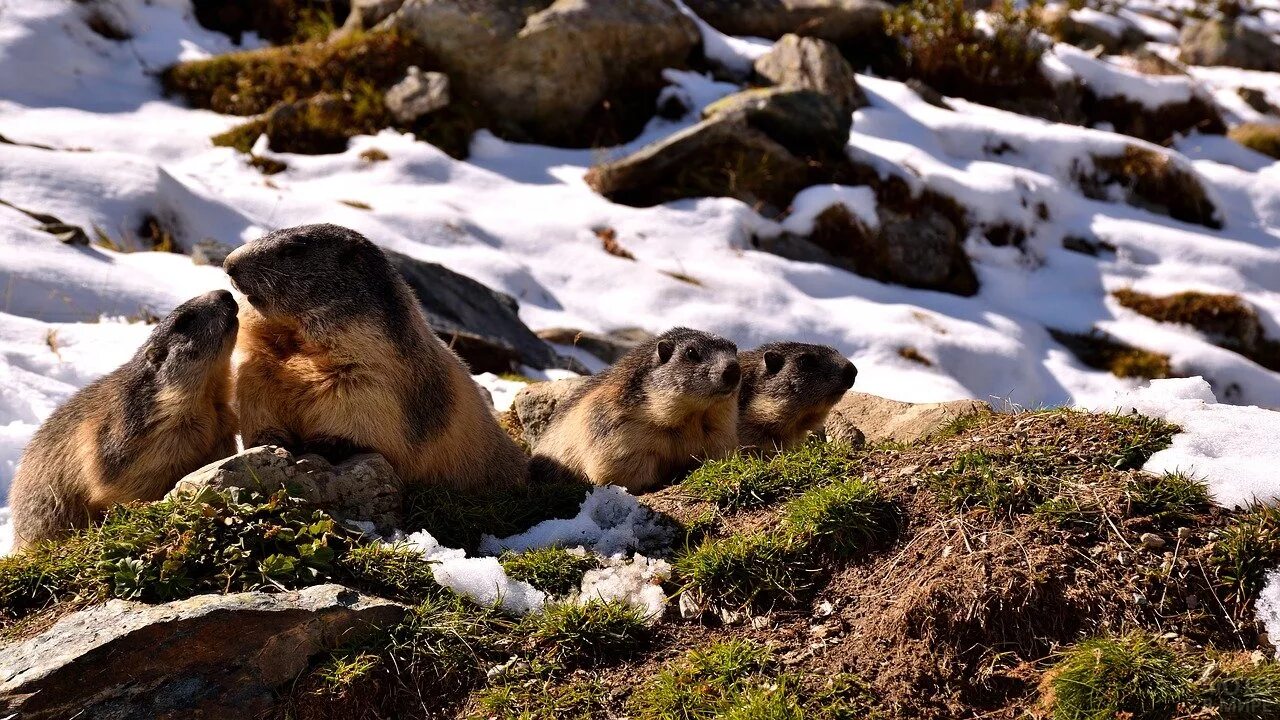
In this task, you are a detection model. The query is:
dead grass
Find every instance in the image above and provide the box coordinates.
[594,226,636,261]
[1114,289,1280,371]
[1077,147,1221,229]
[1049,328,1174,379]
[898,346,934,366]
[1229,122,1280,159]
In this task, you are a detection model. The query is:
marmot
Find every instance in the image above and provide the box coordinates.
[224,223,528,489]
[10,290,239,549]
[737,342,856,454]
[532,327,741,492]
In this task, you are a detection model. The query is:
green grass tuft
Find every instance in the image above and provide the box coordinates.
[499,548,599,597]
[1209,660,1280,720]
[682,441,860,511]
[673,532,801,609]
[1213,503,1280,603]
[1048,633,1193,720]
[523,601,650,666]
[1125,472,1211,524]
[471,674,611,720]
[779,477,899,557]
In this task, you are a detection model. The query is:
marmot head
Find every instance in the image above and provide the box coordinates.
[223,224,406,332]
[739,342,855,420]
[623,327,740,412]
[139,289,239,389]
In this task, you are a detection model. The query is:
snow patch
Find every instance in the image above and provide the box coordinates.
[1259,571,1280,658]
[399,530,547,614]
[479,485,673,558]
[577,553,672,621]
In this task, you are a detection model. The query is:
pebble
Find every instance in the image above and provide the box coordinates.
[1140,532,1166,550]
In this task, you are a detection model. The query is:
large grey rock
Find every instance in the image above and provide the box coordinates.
[824,391,988,445]
[512,378,589,447]
[0,584,407,720]
[1179,19,1280,71]
[343,0,406,31]
[703,87,851,157]
[683,0,888,43]
[386,250,561,373]
[537,327,652,364]
[384,66,451,124]
[753,33,867,115]
[169,446,404,534]
[388,0,699,144]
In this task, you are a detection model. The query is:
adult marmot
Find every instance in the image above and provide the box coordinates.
[10,290,239,549]
[224,223,528,489]
[532,327,740,492]
[737,342,856,454]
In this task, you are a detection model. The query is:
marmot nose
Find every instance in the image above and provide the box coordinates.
[721,360,741,387]
[841,361,857,389]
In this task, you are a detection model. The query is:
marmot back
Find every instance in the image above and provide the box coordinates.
[225,223,528,489]
[9,290,240,549]
[737,342,855,454]
[532,327,741,492]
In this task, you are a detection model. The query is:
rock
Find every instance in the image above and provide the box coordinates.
[342,0,405,31]
[753,33,867,115]
[683,0,889,44]
[169,446,404,535]
[1140,532,1166,550]
[384,66,450,124]
[1239,86,1278,115]
[587,88,847,217]
[824,421,866,449]
[385,250,562,373]
[0,584,406,720]
[388,0,699,145]
[537,327,651,364]
[753,202,980,296]
[191,238,235,267]
[906,79,952,110]
[1179,18,1280,71]
[823,391,987,445]
[512,378,590,447]
[1044,6,1146,55]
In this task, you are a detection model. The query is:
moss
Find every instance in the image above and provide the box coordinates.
[499,548,599,596]
[1049,328,1174,380]
[523,601,650,666]
[1045,633,1193,720]
[1229,122,1280,159]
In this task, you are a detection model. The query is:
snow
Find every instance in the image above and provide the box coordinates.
[479,485,673,558]
[398,529,547,614]
[1052,44,1196,110]
[1259,570,1280,656]
[577,554,672,621]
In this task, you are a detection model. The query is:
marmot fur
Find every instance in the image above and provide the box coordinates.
[10,290,239,549]
[532,327,740,492]
[224,223,528,489]
[737,342,856,454]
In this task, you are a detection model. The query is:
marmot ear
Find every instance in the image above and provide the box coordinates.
[764,350,784,374]
[656,339,675,364]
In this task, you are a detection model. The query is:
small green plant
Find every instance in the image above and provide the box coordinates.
[1213,503,1280,602]
[1047,633,1193,720]
[1207,660,1280,720]
[523,601,650,666]
[500,548,599,596]
[338,543,441,604]
[1125,472,1211,523]
[673,532,800,609]
[780,477,898,556]
[930,449,1047,514]
[683,441,861,511]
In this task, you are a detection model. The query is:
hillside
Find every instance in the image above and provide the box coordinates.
[5,0,1280,717]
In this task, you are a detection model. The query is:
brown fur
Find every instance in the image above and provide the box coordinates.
[737,342,856,456]
[10,292,239,550]
[532,328,740,493]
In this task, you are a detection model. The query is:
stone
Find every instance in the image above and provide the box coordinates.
[703,87,851,157]
[384,66,450,124]
[1044,6,1146,55]
[388,0,699,145]
[0,584,407,720]
[823,391,987,445]
[190,238,234,267]
[753,34,867,115]
[342,0,406,31]
[537,327,651,365]
[1179,18,1280,72]
[386,249,563,373]
[169,446,404,535]
[682,0,889,44]
[1140,532,1166,550]
[512,377,590,447]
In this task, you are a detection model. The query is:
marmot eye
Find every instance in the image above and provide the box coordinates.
[684,347,701,362]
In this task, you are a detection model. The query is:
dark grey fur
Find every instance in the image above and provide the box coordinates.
[738,341,855,429]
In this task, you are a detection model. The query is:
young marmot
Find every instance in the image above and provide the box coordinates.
[224,223,528,489]
[531,327,741,492]
[737,342,856,454]
[10,290,240,549]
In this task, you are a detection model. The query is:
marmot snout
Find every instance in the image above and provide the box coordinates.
[10,290,239,549]
[738,341,855,454]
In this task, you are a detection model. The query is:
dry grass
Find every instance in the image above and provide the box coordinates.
[1229,122,1280,159]
[897,346,933,366]
[594,226,636,261]
[1049,328,1174,379]
[1114,289,1280,371]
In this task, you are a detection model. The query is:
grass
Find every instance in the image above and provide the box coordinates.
[682,441,860,511]
[1125,472,1211,524]
[1229,122,1280,160]
[1212,503,1280,603]
[1046,633,1193,720]
[779,477,899,557]
[1113,289,1280,371]
[1079,147,1221,229]
[499,547,599,596]
[1208,660,1280,720]
[1049,328,1174,380]
[523,601,650,666]
[673,532,800,609]
[930,448,1048,514]
[471,675,612,720]
[403,479,591,552]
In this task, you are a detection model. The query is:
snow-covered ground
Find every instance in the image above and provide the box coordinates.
[7,0,1280,624]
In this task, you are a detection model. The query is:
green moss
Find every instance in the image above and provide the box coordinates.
[404,479,591,552]
[683,441,861,511]
[1047,633,1193,720]
[499,548,599,596]
[523,601,650,666]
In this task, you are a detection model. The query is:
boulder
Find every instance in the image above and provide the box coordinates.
[386,250,562,373]
[586,88,847,217]
[682,0,889,44]
[342,0,405,31]
[753,202,980,296]
[753,34,867,116]
[512,378,589,447]
[191,238,234,267]
[1044,6,1146,55]
[169,446,404,534]
[384,66,450,124]
[388,0,699,145]
[537,327,652,364]
[1179,18,1280,71]
[0,584,406,720]
[824,392,988,445]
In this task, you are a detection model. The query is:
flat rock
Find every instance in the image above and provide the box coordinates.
[537,326,652,364]
[0,584,407,720]
[169,446,404,535]
[512,378,589,447]
[824,391,987,445]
